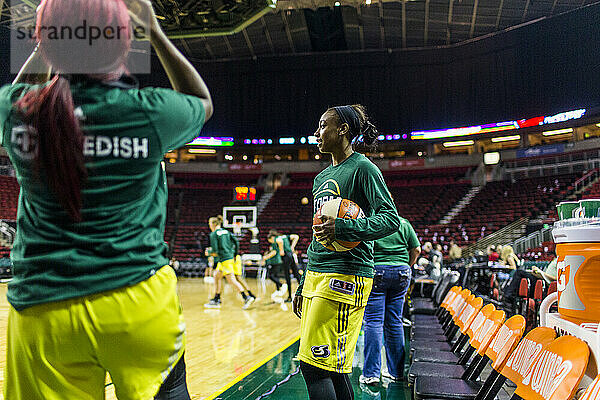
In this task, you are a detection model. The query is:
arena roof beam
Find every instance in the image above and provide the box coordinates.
[260,16,275,53]
[521,0,531,21]
[496,0,505,29]
[446,0,454,44]
[469,0,479,38]
[223,35,233,57]
[378,0,385,48]
[424,0,430,46]
[281,10,296,53]
[242,28,256,58]
[356,5,365,49]
[202,37,216,59]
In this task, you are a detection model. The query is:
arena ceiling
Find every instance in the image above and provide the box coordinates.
[0,0,592,61]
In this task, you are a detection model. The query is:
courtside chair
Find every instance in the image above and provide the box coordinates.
[477,327,556,400]
[408,300,492,384]
[410,289,472,355]
[413,314,527,400]
[509,335,589,400]
[412,304,496,366]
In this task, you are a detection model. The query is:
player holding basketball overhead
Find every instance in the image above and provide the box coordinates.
[205,216,255,309]
[0,0,211,398]
[293,105,401,400]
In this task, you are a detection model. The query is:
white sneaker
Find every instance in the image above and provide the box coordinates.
[242,296,255,310]
[381,371,403,382]
[359,375,380,385]
[204,298,221,308]
[280,283,288,295]
[204,276,214,283]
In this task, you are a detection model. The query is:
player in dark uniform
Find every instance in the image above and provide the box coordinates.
[293,105,401,400]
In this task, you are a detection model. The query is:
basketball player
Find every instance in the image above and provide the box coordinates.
[269,230,301,302]
[231,233,257,307]
[0,0,211,398]
[205,216,254,309]
[264,235,286,298]
[293,105,401,400]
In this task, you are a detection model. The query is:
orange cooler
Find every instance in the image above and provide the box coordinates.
[553,222,600,325]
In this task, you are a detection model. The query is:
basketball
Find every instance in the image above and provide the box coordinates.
[313,198,365,252]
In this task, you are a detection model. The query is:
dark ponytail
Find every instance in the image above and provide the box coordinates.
[15,75,87,222]
[349,104,378,153]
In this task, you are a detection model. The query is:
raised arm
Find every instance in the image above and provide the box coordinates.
[289,234,299,252]
[12,47,52,85]
[128,0,213,121]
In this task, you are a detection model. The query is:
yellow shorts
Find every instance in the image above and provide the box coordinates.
[298,270,372,373]
[216,258,235,275]
[4,266,186,400]
[234,255,243,276]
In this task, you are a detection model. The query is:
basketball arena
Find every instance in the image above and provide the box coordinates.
[1,0,600,399]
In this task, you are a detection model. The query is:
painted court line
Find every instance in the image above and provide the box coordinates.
[205,335,301,400]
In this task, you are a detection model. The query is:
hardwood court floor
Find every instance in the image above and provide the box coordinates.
[0,277,300,400]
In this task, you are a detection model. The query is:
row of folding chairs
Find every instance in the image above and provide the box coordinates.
[409,285,599,399]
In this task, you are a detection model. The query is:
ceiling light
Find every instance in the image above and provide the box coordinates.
[188,148,216,154]
[443,140,475,147]
[542,128,573,136]
[491,135,520,143]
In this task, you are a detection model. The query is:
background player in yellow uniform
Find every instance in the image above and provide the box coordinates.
[0,0,213,398]
[293,105,401,400]
[205,216,254,309]
[231,232,257,305]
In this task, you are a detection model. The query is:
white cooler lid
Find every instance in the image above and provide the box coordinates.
[553,220,600,243]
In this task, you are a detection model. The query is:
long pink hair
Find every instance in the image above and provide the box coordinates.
[15,0,132,222]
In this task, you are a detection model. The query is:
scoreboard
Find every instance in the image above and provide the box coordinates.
[234,186,257,203]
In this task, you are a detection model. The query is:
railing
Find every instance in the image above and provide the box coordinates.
[574,168,599,193]
[464,217,528,256]
[511,225,554,255]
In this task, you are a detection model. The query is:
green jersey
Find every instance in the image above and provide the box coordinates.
[267,242,283,265]
[303,153,400,291]
[374,218,420,266]
[278,235,292,254]
[0,80,206,310]
[209,227,236,263]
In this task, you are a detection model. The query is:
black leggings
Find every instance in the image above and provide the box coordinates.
[154,354,191,400]
[282,253,301,299]
[268,263,283,290]
[300,361,353,400]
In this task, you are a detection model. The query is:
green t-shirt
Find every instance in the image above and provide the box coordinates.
[304,153,400,288]
[278,235,292,254]
[0,80,206,310]
[373,218,420,266]
[267,242,283,265]
[209,227,236,263]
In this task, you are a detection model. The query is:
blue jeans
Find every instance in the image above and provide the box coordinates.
[363,265,411,379]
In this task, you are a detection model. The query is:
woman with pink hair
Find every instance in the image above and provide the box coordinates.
[0,0,212,398]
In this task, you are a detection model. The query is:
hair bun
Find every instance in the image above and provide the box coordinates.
[362,121,378,145]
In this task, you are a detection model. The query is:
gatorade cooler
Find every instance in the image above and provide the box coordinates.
[552,220,600,325]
